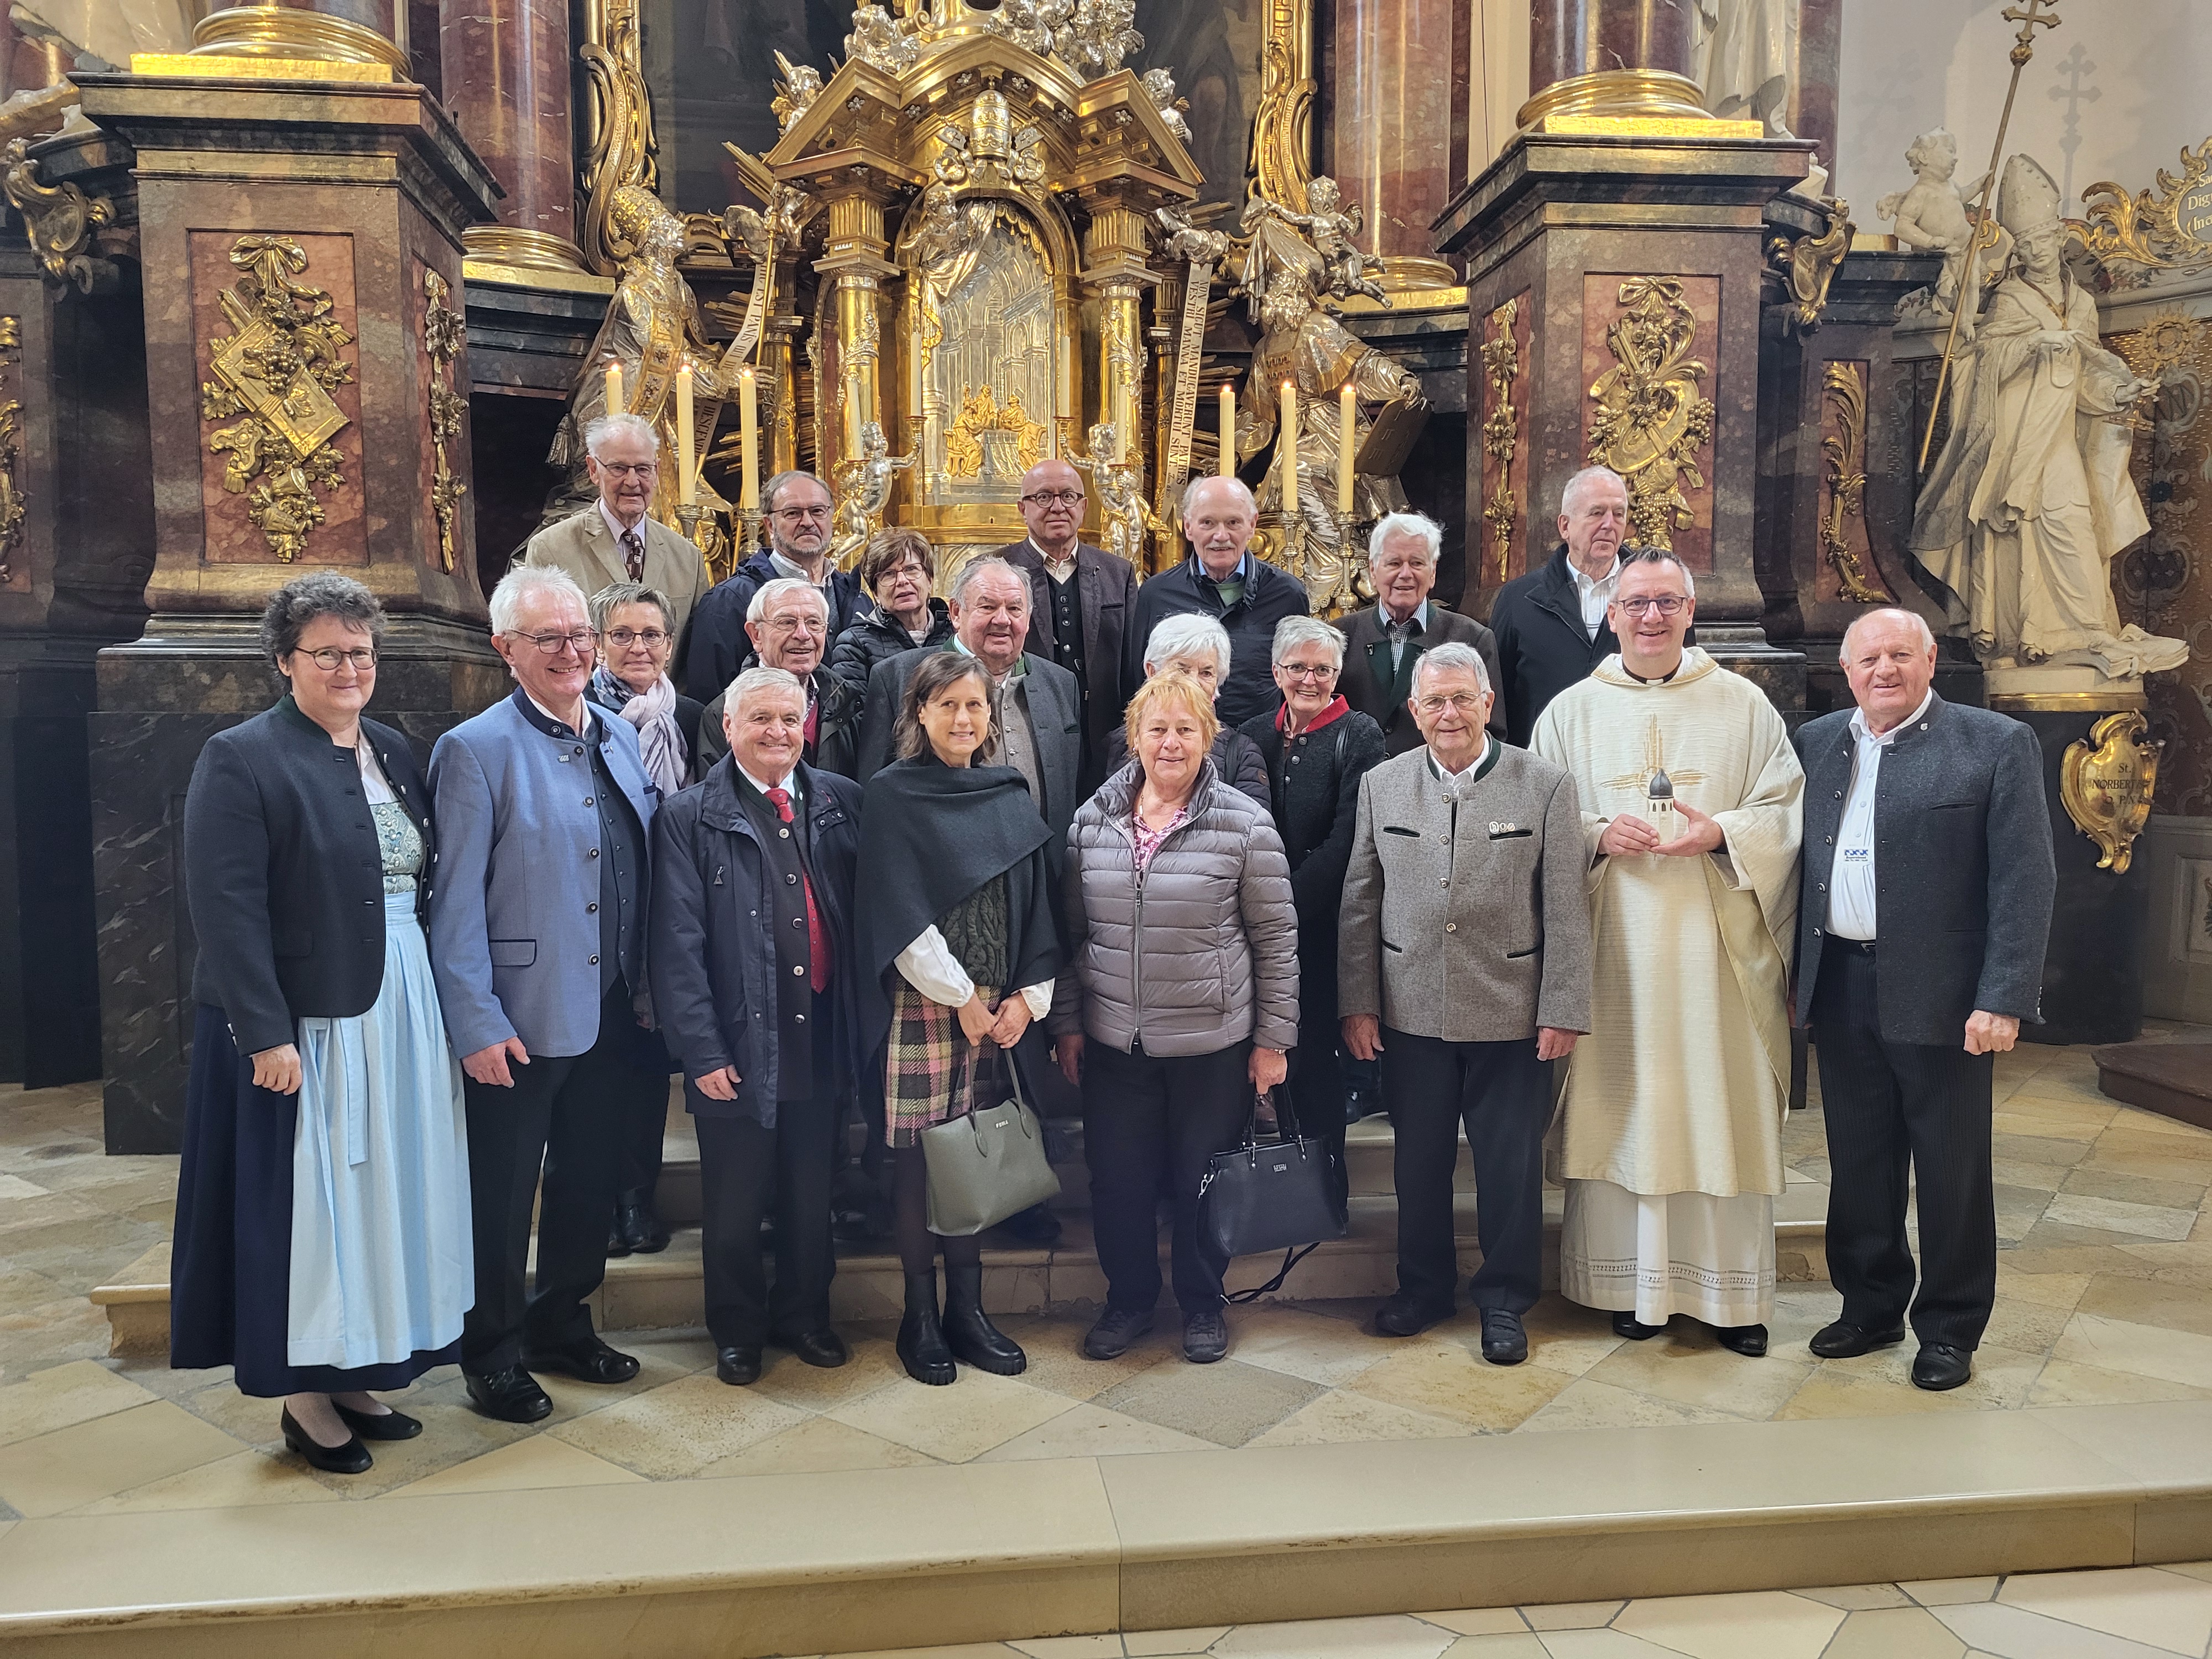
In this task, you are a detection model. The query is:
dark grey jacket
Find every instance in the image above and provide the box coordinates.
[1486,544,1621,749]
[1792,694,2055,1043]
[1053,760,1299,1056]
[1335,604,1506,754]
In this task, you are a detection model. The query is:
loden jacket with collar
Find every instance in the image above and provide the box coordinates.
[1792,692,2056,1045]
[1334,602,1507,754]
[648,756,863,1124]
[999,538,1140,791]
[1485,544,1623,749]
[523,503,710,637]
[1338,741,1593,1043]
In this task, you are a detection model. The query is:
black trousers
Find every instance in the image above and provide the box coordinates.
[696,1093,839,1348]
[1383,1029,1548,1313]
[1084,1040,1251,1313]
[1811,943,1997,1350]
[461,980,634,1374]
[1286,1020,1351,1215]
[612,1061,669,1201]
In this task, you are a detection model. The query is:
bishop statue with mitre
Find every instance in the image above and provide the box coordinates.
[1531,547,1804,1356]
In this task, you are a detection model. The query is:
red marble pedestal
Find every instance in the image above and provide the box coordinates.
[1323,0,1459,290]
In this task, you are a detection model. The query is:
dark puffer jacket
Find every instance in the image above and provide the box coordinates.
[1052,759,1299,1057]
[826,599,956,695]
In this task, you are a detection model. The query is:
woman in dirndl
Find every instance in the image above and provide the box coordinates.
[171,572,471,1474]
[855,651,1060,1386]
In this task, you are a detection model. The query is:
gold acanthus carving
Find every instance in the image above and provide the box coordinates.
[199,235,355,564]
[1251,4,1317,215]
[2060,711,2161,875]
[1817,362,1892,604]
[1,138,114,293]
[578,0,659,276]
[1586,276,1714,553]
[943,384,1045,479]
[0,316,22,587]
[2070,135,2212,275]
[1480,298,1521,585]
[1771,199,1854,330]
[422,269,466,576]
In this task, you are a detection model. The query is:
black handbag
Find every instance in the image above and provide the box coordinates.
[1198,1092,1349,1303]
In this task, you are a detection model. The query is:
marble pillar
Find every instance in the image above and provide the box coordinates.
[255,0,400,37]
[72,66,503,1150]
[440,0,584,273]
[1528,0,1695,99]
[1323,0,1459,290]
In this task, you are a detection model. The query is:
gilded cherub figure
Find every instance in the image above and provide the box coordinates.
[1076,421,1167,570]
[831,419,916,565]
[1243,178,1386,305]
[844,3,919,74]
[1140,67,1191,144]
[771,52,821,134]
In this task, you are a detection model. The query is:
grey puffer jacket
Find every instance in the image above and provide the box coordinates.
[1052,759,1300,1057]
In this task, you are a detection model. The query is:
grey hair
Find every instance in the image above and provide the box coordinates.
[488,565,588,636]
[1181,473,1258,520]
[1839,607,1936,661]
[724,664,807,714]
[746,576,828,625]
[1368,512,1442,567]
[1144,612,1232,679]
[1271,614,1345,670]
[589,579,675,636]
[584,411,659,459]
[1559,464,1627,518]
[1616,544,1695,599]
[1410,640,1491,697]
[763,469,831,514]
[949,555,1027,610]
[261,570,384,674]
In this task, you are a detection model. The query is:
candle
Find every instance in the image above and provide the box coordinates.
[1338,381,1356,517]
[1218,381,1237,478]
[738,367,760,510]
[1280,379,1298,517]
[676,359,696,506]
[603,358,624,416]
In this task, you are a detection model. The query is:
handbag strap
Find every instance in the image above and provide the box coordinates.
[1224,1243,1321,1305]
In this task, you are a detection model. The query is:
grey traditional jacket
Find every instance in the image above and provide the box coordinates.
[1792,693,2055,1044]
[1338,742,1592,1042]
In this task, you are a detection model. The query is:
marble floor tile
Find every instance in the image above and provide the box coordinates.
[0,1359,160,1446]
[2054,1314,2212,1391]
[1997,1566,2212,1656]
[381,1433,646,1498]
[2154,1563,2212,1584]
[828,1368,1077,1461]
[977,1403,1222,1462]
[1210,1614,1458,1658]
[693,1414,940,1478]
[1244,1388,1472,1448]
[1512,1303,1631,1379]
[1792,1584,1914,1610]
[994,1314,1176,1402]
[1979,1296,2075,1355]
[1531,1632,1693,1657]
[1817,1605,1966,1658]
[73,1446,343,1514]
[1092,1359,1322,1449]
[1932,1601,2188,1658]
[0,1399,241,1516]
[1991,1134,2093,1170]
[1007,1636,1127,1657]
[1991,1157,2069,1195]
[1123,1628,1230,1656]
[1415,1608,1530,1635]
[1344,1344,1576,1432]
[1441,1639,1546,1657]
[549,1372,809,1478]
[1611,1589,1844,1658]
[1516,1377,1748,1433]
[1902,1579,2002,1608]
[2026,1358,2212,1408]
[1580,1334,1814,1421]
[2075,1274,2212,1340]
[1522,1602,1626,1631]
[2043,1195,2200,1243]
[1218,1305,1397,1387]
[747,1335,910,1411]
[1995,1268,2093,1311]
[2060,1168,2211,1213]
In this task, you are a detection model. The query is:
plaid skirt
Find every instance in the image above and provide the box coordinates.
[884,981,1013,1148]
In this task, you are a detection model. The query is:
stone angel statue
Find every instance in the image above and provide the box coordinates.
[831,420,916,566]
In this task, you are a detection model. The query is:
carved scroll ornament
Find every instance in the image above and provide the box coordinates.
[423,269,466,575]
[2072,136,2212,275]
[578,0,660,275]
[1586,276,1714,552]
[1480,299,1522,585]
[1818,362,1893,603]
[2060,711,2160,875]
[0,316,22,586]
[1770,199,1854,329]
[1,138,114,293]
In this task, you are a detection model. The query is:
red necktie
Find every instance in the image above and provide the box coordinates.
[620,529,644,582]
[765,787,832,991]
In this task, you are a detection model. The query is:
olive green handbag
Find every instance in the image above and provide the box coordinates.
[921,1046,1062,1237]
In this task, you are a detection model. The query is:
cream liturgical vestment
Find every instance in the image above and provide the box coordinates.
[1531,648,1804,1326]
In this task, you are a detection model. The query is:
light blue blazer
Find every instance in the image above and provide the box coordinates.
[429,691,658,1060]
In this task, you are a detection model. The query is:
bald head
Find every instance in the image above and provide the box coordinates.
[1840,608,1938,734]
[1019,457,1087,559]
[1840,608,1936,660]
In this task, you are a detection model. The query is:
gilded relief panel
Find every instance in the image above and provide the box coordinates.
[1579,272,1719,573]
[1477,290,1531,587]
[189,229,366,566]
[913,210,1060,508]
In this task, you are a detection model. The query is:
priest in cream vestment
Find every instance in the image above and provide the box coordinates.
[1531,550,1803,1352]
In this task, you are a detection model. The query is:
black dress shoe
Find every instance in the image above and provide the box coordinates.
[521,1338,640,1385]
[1715,1323,1768,1357]
[333,1401,422,1441]
[1374,1293,1452,1338]
[281,1406,373,1474]
[1912,1343,1973,1391]
[1613,1312,1667,1340]
[776,1327,850,1368]
[716,1345,763,1386]
[994,1203,1063,1248]
[615,1192,670,1254]
[465,1366,552,1423]
[1479,1310,1528,1366]
[605,1218,632,1258]
[1809,1319,1907,1359]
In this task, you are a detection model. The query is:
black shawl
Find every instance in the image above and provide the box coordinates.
[855,754,1061,1050]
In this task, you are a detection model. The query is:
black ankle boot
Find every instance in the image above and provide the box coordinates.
[896,1270,956,1385]
[942,1264,1026,1376]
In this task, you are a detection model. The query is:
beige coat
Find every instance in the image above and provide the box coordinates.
[1337,743,1592,1044]
[523,503,710,637]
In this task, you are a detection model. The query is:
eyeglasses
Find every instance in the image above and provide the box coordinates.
[1615,596,1687,618]
[1278,662,1337,681]
[295,646,377,671]
[1021,489,1085,507]
[513,628,599,654]
[761,615,826,635]
[596,461,657,478]
[603,627,669,649]
[1414,693,1486,715]
[771,504,833,523]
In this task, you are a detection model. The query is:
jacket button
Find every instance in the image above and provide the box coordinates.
[786,873,799,885]
[1290,755,1300,764]
[792,964,805,976]
[589,848,601,859]
[585,797,595,807]
[795,1013,806,1023]
[589,954,600,965]
[791,917,804,928]
[1445,922,1457,932]
[588,902,599,913]
[1825,836,1832,844]
[1817,883,1826,891]
[1813,926,1822,936]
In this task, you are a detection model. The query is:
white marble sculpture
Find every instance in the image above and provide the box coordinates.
[1877,128,2007,321]
[1909,154,2186,690]
[1691,0,1827,197]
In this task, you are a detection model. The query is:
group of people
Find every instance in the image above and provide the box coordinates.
[169,420,2057,1478]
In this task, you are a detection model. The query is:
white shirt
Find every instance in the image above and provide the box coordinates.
[1569,554,1621,638]
[1827,687,1935,941]
[735,762,796,799]
[1430,736,1491,796]
[1028,536,1077,584]
[598,498,646,551]
[895,933,1053,1021]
